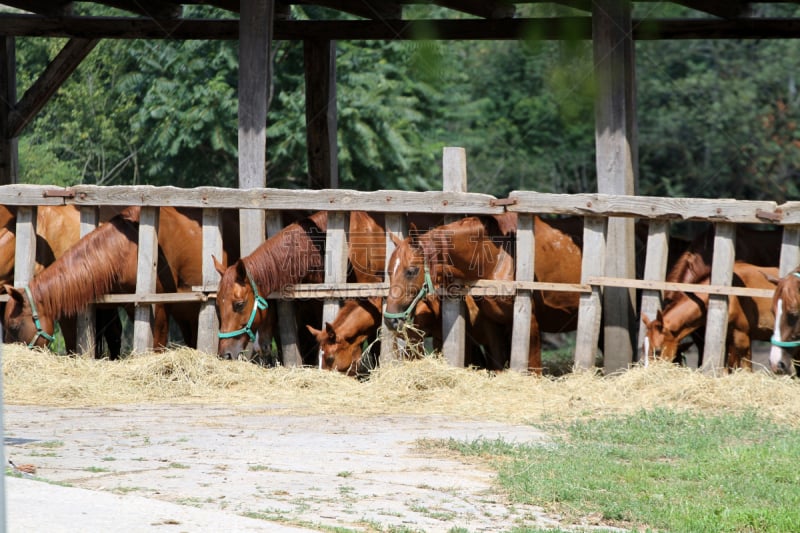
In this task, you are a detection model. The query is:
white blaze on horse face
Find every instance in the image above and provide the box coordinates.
[770,298,790,372]
[643,337,650,367]
[390,256,400,281]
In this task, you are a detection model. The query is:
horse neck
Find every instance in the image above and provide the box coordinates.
[424,220,508,281]
[335,299,380,336]
[662,291,708,340]
[30,220,136,320]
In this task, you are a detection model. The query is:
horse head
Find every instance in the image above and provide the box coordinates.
[214,256,271,361]
[641,309,685,364]
[384,225,436,333]
[769,271,800,375]
[307,322,364,376]
[2,284,56,349]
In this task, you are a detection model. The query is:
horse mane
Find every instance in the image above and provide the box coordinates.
[243,212,327,293]
[779,268,800,315]
[31,212,139,320]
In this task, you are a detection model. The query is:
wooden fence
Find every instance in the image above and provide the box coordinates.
[3,150,799,374]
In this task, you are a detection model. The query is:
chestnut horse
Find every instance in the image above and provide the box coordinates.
[642,263,777,370]
[384,213,582,373]
[768,267,800,375]
[4,206,238,353]
[0,204,125,357]
[215,210,391,363]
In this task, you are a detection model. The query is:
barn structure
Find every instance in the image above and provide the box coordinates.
[0,1,797,372]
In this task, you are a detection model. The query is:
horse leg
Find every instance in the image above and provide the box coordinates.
[528,313,542,375]
[96,306,122,360]
[728,330,752,371]
[60,315,78,354]
[152,304,170,350]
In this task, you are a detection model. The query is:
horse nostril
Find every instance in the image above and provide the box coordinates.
[385,317,402,331]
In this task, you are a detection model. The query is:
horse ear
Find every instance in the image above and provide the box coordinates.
[762,271,780,285]
[5,285,22,303]
[324,322,336,341]
[389,231,403,247]
[641,313,652,327]
[306,324,322,337]
[656,309,665,323]
[212,255,226,276]
[409,223,421,248]
[234,260,248,283]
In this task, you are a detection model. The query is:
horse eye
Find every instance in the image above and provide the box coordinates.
[405,266,420,278]
[233,301,246,313]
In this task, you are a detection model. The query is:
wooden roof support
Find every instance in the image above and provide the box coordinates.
[670,0,750,19]
[0,0,73,16]
[0,36,15,185]
[92,0,183,18]
[304,39,338,189]
[10,38,99,138]
[306,0,403,20]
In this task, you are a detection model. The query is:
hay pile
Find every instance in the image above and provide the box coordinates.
[3,344,799,426]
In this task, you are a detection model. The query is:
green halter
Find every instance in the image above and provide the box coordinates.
[24,286,55,348]
[384,262,435,321]
[771,272,800,349]
[217,269,269,342]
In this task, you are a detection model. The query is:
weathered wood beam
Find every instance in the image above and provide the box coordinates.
[304,39,338,189]
[10,38,99,138]
[3,15,800,41]
[671,0,749,20]
[432,0,515,19]
[0,36,15,185]
[0,1,73,16]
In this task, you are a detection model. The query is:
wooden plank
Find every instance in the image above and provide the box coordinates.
[304,39,338,189]
[66,185,504,214]
[0,184,67,204]
[10,38,99,138]
[322,211,348,332]
[12,206,35,287]
[636,220,670,365]
[700,222,736,375]
[196,208,222,355]
[586,277,774,299]
[380,213,406,364]
[779,225,800,276]
[574,217,606,369]
[508,191,779,223]
[510,213,534,371]
[76,206,99,356]
[593,0,637,372]
[441,147,467,368]
[132,206,158,354]
[266,211,301,367]
[0,36,17,185]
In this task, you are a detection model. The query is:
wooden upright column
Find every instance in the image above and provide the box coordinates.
[0,36,17,184]
[441,147,467,368]
[304,39,338,189]
[238,0,273,254]
[593,0,638,372]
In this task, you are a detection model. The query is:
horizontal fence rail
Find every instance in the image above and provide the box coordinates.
[3,182,797,373]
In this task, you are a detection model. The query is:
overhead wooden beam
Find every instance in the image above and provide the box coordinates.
[10,38,99,138]
[308,0,402,20]
[92,0,183,19]
[433,0,515,19]
[0,1,73,16]
[671,0,749,20]
[304,39,338,189]
[3,15,800,41]
[0,36,16,185]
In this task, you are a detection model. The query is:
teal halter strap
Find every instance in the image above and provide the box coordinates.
[384,262,435,321]
[217,269,269,342]
[24,286,55,348]
[771,272,800,349]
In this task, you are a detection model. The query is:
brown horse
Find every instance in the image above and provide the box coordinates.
[4,206,238,353]
[0,204,126,357]
[642,263,777,370]
[384,213,582,373]
[768,267,800,375]
[215,210,447,365]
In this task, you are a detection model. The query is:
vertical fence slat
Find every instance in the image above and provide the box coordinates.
[700,222,736,375]
[380,213,406,364]
[132,206,159,354]
[197,208,222,354]
[510,213,534,371]
[636,219,670,363]
[266,212,301,367]
[779,225,800,276]
[76,206,99,356]
[13,206,35,288]
[441,147,467,367]
[322,211,348,353]
[575,216,607,369]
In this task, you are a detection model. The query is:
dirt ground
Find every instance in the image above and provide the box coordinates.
[2,403,621,532]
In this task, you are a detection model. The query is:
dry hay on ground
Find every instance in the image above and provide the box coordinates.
[3,344,799,426]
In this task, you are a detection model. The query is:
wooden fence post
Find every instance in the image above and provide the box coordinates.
[574,216,606,369]
[510,213,534,371]
[700,222,736,375]
[441,147,467,367]
[76,206,99,355]
[322,211,348,352]
[196,208,222,354]
[266,212,302,366]
[779,225,800,276]
[12,205,35,288]
[636,219,670,364]
[132,206,159,354]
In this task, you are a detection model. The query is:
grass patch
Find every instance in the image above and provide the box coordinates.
[448,408,800,532]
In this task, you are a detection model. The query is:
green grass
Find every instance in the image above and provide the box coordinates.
[445,408,800,532]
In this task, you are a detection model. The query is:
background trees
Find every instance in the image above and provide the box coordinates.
[13,4,800,201]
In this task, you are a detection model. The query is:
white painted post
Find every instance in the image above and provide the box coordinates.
[510,214,534,371]
[441,147,467,367]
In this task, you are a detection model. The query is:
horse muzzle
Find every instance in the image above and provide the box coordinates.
[384,315,405,332]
